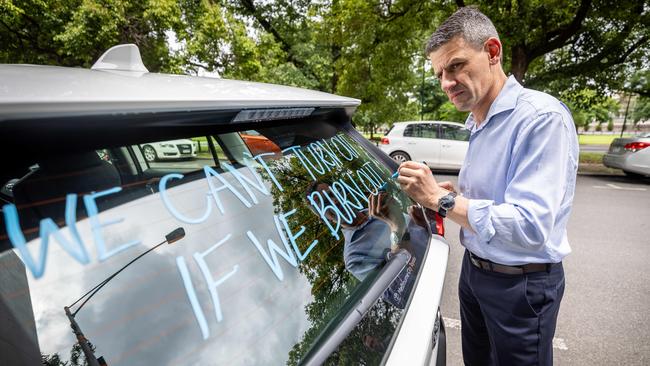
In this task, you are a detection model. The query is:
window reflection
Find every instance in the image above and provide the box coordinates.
[0,124,433,366]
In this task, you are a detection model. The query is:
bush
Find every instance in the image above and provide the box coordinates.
[607,120,614,131]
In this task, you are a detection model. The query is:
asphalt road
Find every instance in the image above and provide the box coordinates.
[436,173,650,366]
[579,144,610,153]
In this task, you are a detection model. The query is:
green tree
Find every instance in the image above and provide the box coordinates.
[562,88,620,130]
[0,0,182,72]
[2,0,648,133]
[632,96,650,126]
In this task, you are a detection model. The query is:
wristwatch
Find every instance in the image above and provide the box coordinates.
[437,192,457,217]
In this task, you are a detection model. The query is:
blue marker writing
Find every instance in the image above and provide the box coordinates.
[379,171,400,191]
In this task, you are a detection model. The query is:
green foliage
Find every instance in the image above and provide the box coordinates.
[1,0,647,133]
[562,88,620,129]
[0,0,179,71]
[632,96,650,125]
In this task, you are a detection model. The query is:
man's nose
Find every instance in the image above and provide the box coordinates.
[441,75,456,93]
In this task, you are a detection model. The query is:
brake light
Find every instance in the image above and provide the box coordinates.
[624,142,650,152]
[381,137,390,145]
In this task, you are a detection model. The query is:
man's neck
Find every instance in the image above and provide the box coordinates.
[472,73,508,127]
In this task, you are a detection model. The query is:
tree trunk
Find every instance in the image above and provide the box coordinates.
[510,45,529,84]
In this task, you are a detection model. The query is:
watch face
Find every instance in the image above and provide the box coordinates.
[440,194,455,210]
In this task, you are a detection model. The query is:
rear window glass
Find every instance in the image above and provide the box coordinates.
[402,123,437,138]
[0,119,434,365]
[440,124,470,141]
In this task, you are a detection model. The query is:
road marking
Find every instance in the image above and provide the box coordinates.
[553,337,568,350]
[443,317,568,350]
[593,183,647,191]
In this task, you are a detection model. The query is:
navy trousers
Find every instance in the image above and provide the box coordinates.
[459,250,565,366]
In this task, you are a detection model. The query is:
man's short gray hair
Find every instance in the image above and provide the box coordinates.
[425,7,499,55]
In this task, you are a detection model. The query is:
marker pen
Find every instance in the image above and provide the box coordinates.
[379,171,400,191]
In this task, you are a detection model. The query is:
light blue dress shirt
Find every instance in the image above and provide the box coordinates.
[458,75,579,265]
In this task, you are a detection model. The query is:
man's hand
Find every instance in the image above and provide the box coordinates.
[438,180,458,195]
[397,161,448,210]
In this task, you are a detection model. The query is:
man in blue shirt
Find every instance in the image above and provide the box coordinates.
[398,7,578,366]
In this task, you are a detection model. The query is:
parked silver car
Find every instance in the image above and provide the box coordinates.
[603,132,650,178]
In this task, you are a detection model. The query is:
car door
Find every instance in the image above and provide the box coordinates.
[438,123,470,169]
[403,123,441,167]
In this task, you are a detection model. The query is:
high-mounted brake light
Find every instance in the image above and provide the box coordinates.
[381,137,390,145]
[624,142,650,152]
[231,108,315,123]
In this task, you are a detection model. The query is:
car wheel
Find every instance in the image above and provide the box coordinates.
[142,145,158,162]
[624,170,646,179]
[390,151,411,164]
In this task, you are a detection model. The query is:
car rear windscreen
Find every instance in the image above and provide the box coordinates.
[0,117,434,365]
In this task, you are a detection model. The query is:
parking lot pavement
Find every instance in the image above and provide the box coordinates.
[435,173,650,366]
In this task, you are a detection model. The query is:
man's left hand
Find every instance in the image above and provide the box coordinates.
[397,161,448,210]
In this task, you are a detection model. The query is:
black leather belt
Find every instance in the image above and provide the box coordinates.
[469,252,553,275]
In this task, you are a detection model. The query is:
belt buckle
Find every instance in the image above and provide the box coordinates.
[480,261,491,271]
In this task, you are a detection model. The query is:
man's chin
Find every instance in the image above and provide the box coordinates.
[452,102,472,112]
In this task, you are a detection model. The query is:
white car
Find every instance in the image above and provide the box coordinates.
[0,45,449,366]
[139,139,198,162]
[603,132,650,178]
[380,121,469,170]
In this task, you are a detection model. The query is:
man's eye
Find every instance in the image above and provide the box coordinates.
[449,63,460,71]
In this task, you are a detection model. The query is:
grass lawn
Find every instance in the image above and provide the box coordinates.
[578,134,632,145]
[579,151,604,164]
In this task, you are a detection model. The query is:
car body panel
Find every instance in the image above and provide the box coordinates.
[0,64,360,120]
[385,235,449,365]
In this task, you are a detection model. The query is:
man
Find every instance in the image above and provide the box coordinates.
[397,7,578,366]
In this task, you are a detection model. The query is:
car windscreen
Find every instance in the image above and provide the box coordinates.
[0,117,434,365]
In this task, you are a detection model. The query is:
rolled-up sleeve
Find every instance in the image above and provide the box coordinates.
[466,112,576,249]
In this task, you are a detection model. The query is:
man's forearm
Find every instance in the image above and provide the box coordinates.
[446,196,473,231]
[426,193,473,231]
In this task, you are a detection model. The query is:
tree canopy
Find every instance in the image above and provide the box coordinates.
[1,0,648,129]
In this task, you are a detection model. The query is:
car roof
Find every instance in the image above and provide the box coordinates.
[0,64,360,120]
[392,120,465,126]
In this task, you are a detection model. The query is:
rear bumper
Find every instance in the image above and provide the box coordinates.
[603,152,650,175]
[602,153,628,169]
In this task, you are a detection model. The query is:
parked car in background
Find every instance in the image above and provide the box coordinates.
[379,121,469,170]
[139,139,198,162]
[0,44,449,366]
[239,130,282,155]
[603,132,650,178]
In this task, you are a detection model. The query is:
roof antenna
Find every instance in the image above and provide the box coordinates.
[91,44,149,73]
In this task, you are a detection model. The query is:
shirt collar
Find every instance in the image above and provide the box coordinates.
[465,75,522,133]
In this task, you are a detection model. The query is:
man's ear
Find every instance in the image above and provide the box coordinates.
[484,38,502,65]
